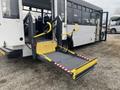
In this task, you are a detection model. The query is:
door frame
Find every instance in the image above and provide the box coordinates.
[100,12,109,41]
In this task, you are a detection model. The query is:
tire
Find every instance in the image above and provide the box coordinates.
[110,28,117,34]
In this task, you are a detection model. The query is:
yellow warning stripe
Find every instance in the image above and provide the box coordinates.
[37,53,52,62]
[71,59,97,80]
[58,45,76,55]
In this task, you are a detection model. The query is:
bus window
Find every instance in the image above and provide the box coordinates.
[57,0,65,22]
[118,22,120,25]
[67,1,73,24]
[1,0,20,19]
[32,8,37,12]
[90,12,96,25]
[67,1,72,7]
[78,7,82,24]
[37,9,41,12]
[82,7,90,25]
[78,6,82,10]
[67,2,82,24]
[73,4,79,23]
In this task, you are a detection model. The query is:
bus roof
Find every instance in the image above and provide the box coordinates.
[69,0,103,11]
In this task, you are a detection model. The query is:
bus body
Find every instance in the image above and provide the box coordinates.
[0,0,107,57]
[109,15,120,33]
[0,0,108,80]
[66,0,104,47]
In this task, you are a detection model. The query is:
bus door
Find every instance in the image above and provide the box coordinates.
[96,17,101,41]
[95,12,102,42]
[101,12,109,41]
[0,0,25,48]
[55,0,67,43]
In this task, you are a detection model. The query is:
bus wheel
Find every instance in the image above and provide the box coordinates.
[111,29,116,34]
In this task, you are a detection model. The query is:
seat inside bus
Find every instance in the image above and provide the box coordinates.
[22,0,53,42]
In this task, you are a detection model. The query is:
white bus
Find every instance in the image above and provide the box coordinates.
[65,0,108,48]
[0,0,108,57]
[109,15,120,34]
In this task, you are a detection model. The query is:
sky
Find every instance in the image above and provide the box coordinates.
[85,0,120,17]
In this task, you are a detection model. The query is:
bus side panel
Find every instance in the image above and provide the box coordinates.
[67,25,96,47]
[0,0,3,47]
[0,0,25,47]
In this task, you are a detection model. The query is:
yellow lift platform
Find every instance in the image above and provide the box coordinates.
[34,22,97,80]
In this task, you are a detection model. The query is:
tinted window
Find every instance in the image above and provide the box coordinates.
[67,1,101,25]
[78,6,82,10]
[57,0,65,22]
[90,12,96,25]
[90,11,101,25]
[67,1,73,24]
[67,1,72,7]
[73,4,79,23]
[67,6,73,24]
[1,0,20,19]
[78,9,82,24]
[82,7,91,25]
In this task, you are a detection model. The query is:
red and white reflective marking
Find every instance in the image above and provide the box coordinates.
[54,62,72,74]
[79,55,89,61]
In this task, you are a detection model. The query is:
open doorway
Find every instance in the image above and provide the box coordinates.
[22,0,54,43]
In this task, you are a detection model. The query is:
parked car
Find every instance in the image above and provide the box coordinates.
[109,15,120,34]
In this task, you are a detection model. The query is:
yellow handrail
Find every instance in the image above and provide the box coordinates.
[62,29,79,36]
[33,22,52,38]
[62,24,80,36]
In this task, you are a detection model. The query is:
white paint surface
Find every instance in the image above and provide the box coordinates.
[67,25,96,47]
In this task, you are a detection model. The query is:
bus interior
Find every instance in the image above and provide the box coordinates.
[22,0,54,43]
